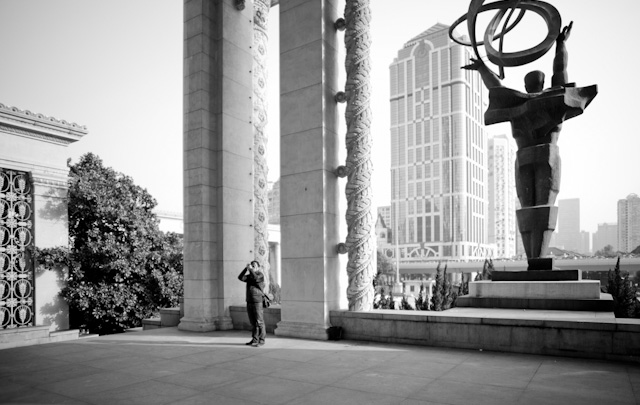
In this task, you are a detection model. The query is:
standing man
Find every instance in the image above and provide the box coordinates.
[238,260,266,346]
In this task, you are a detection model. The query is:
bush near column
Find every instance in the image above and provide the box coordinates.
[35,153,183,334]
[603,257,639,318]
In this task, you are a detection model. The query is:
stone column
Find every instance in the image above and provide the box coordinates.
[276,0,343,340]
[180,0,255,332]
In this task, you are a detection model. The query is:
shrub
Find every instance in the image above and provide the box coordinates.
[603,257,639,318]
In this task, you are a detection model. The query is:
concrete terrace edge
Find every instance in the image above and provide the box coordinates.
[229,305,640,362]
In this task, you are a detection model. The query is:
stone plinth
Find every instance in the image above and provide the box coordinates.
[492,269,581,281]
[469,280,601,299]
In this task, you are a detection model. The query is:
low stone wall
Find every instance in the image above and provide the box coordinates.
[330,309,640,363]
[0,326,79,350]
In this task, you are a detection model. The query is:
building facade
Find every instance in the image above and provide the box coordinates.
[389,23,492,261]
[555,198,583,253]
[593,222,618,253]
[488,135,516,258]
[618,193,640,252]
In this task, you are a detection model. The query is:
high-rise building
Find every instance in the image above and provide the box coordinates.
[593,222,618,253]
[377,206,391,231]
[555,198,582,252]
[488,135,517,258]
[618,193,640,252]
[389,23,492,260]
[267,179,280,224]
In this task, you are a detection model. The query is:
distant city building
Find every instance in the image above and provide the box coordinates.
[377,205,391,231]
[555,198,583,253]
[593,222,618,253]
[618,193,640,252]
[488,135,516,258]
[389,23,492,260]
[580,231,591,255]
[375,213,391,248]
[268,179,280,224]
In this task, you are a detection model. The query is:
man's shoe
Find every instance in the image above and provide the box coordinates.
[246,341,257,346]
[256,341,265,347]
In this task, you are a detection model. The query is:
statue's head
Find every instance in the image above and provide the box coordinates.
[524,70,545,93]
[524,70,544,93]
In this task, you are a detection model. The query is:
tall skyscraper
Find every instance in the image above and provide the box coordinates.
[593,222,618,253]
[389,23,492,260]
[488,135,517,258]
[555,198,582,252]
[618,193,640,252]
[377,205,391,231]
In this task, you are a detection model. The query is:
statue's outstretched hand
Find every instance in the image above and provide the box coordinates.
[462,57,483,71]
[558,21,573,43]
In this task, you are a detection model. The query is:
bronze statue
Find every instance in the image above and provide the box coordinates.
[451,1,597,268]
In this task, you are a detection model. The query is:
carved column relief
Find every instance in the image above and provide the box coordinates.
[344,0,374,311]
[253,0,271,289]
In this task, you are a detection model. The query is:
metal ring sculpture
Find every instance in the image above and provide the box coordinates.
[449,0,561,77]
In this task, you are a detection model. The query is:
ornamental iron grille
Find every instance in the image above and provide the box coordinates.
[0,168,34,329]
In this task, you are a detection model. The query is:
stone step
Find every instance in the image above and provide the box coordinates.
[456,293,614,312]
[469,280,601,300]
[492,269,581,282]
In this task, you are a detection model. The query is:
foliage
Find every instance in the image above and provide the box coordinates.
[36,153,183,334]
[430,263,457,311]
[458,273,470,296]
[400,295,413,310]
[268,270,281,304]
[603,257,639,318]
[414,284,430,311]
[475,258,494,281]
[595,245,618,258]
[374,287,396,309]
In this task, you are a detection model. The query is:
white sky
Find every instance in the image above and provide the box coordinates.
[1,0,638,234]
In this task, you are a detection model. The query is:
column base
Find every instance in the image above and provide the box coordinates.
[178,316,234,332]
[274,321,331,340]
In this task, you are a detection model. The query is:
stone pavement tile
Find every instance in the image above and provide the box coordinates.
[37,370,152,398]
[4,362,104,387]
[2,385,90,404]
[382,357,458,379]
[216,353,303,375]
[391,346,473,365]
[77,379,201,405]
[398,399,448,405]
[119,358,207,379]
[211,374,322,404]
[440,362,537,389]
[527,371,635,404]
[464,350,546,369]
[156,364,251,391]
[78,353,150,371]
[54,346,116,364]
[176,347,255,366]
[107,343,215,360]
[255,347,333,363]
[31,342,95,359]
[517,387,634,405]
[170,391,261,405]
[268,361,362,385]
[0,354,69,376]
[307,350,390,371]
[285,386,403,405]
[331,369,433,398]
[408,379,523,405]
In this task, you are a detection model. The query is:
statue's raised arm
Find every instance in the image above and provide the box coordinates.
[552,21,572,87]
[462,57,503,89]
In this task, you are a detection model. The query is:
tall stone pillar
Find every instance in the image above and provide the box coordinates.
[275,0,344,340]
[180,0,255,332]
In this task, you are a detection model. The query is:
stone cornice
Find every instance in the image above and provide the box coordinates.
[0,103,87,146]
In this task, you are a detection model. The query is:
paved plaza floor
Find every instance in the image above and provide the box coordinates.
[1,327,639,404]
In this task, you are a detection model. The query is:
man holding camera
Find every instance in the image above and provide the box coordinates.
[238,260,266,347]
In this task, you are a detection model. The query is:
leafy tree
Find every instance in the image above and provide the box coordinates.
[475,258,493,281]
[430,263,457,311]
[603,257,638,318]
[595,245,618,258]
[415,284,430,311]
[400,295,413,310]
[36,153,183,334]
